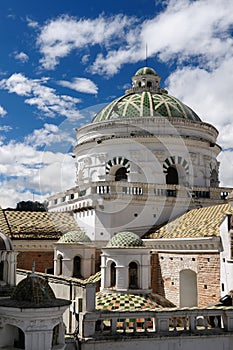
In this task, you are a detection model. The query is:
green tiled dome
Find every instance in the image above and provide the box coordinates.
[12,273,55,304]
[107,231,145,248]
[58,229,91,243]
[93,91,201,122]
[92,66,201,123]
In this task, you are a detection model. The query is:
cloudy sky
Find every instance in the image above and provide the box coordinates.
[0,0,233,208]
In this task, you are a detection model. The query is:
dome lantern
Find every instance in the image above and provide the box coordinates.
[126,66,165,94]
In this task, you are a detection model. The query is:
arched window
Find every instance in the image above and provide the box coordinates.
[129,262,138,289]
[166,166,179,185]
[147,81,152,87]
[115,167,127,181]
[58,255,63,275]
[73,256,82,278]
[110,262,116,287]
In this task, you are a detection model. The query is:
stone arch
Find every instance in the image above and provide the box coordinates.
[106,259,117,288]
[163,156,189,185]
[128,261,139,289]
[4,324,25,349]
[106,157,130,175]
[179,269,197,307]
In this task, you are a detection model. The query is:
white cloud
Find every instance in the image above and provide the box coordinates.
[0,73,82,119]
[0,140,76,208]
[57,77,98,94]
[14,51,29,63]
[164,58,233,150]
[86,0,233,76]
[218,150,233,188]
[25,123,75,147]
[0,105,7,117]
[0,125,12,132]
[37,14,135,70]
[26,16,39,28]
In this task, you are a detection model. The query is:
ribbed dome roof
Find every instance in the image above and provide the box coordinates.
[107,231,145,248]
[0,233,13,251]
[92,67,201,123]
[58,229,91,243]
[12,273,55,304]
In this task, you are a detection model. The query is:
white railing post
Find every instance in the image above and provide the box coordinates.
[222,309,233,331]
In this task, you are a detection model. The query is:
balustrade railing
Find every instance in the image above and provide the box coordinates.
[78,306,233,339]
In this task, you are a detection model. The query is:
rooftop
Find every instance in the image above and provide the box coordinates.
[0,209,79,239]
[147,203,232,239]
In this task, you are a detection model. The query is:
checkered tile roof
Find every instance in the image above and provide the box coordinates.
[0,209,79,239]
[96,292,160,311]
[147,204,232,239]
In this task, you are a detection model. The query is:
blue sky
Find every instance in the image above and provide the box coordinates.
[0,0,233,208]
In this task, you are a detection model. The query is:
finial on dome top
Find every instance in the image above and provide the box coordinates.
[32,260,35,274]
[145,43,148,67]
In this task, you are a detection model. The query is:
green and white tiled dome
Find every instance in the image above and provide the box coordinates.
[58,229,91,244]
[93,66,201,123]
[107,231,145,248]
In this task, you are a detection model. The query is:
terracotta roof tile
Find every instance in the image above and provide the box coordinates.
[1,210,79,239]
[148,204,233,239]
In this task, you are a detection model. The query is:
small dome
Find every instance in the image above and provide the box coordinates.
[58,229,91,244]
[135,66,157,76]
[12,273,55,304]
[107,231,145,248]
[0,233,13,251]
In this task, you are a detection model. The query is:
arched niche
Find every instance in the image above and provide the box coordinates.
[179,269,197,307]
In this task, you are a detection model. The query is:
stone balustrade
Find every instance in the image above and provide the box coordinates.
[78,306,233,339]
[47,182,230,211]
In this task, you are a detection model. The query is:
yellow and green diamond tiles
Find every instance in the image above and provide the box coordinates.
[148,204,232,239]
[2,211,79,239]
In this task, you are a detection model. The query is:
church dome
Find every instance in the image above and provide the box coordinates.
[58,229,91,243]
[107,231,145,248]
[12,272,55,304]
[0,233,13,251]
[92,66,201,123]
